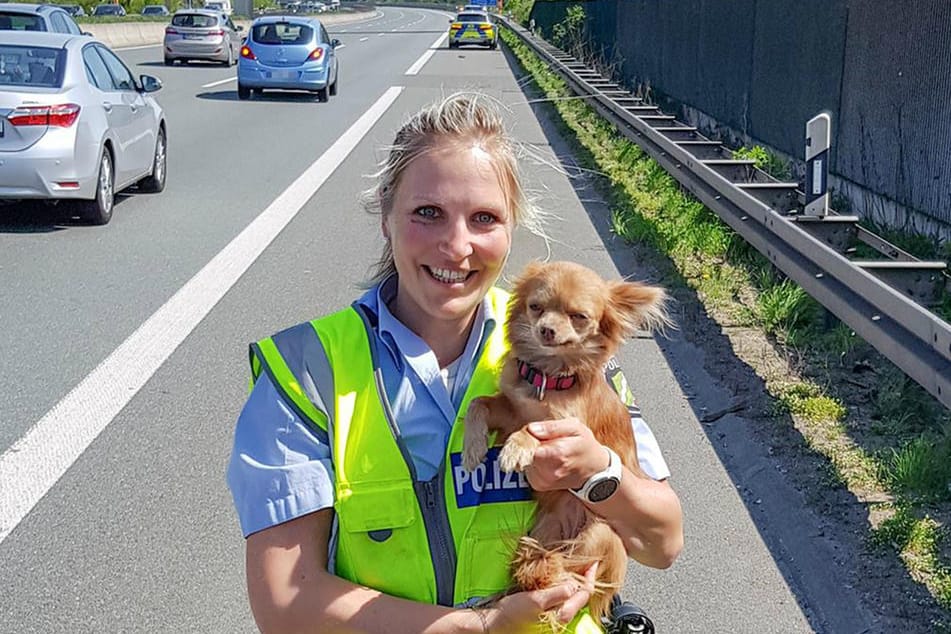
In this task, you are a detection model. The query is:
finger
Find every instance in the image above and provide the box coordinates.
[583,560,599,588]
[532,583,575,611]
[556,582,592,623]
[527,418,582,440]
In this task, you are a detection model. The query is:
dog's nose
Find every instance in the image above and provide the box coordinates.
[539,326,556,343]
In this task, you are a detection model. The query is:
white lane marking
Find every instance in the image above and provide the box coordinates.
[335,43,346,50]
[115,43,162,51]
[378,32,384,36]
[202,76,237,88]
[404,33,447,75]
[359,36,368,42]
[0,86,405,546]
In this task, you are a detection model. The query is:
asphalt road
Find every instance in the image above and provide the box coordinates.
[0,7,877,633]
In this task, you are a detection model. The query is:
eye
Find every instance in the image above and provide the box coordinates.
[413,205,439,219]
[473,211,498,225]
[528,303,542,313]
[570,313,589,322]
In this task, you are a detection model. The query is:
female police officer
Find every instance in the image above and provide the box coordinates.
[227,93,683,633]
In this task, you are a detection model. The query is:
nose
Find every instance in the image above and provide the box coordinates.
[438,216,474,259]
[539,326,556,343]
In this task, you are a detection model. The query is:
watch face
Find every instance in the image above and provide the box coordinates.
[588,478,619,503]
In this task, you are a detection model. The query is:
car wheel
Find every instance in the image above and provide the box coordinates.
[223,47,233,67]
[317,86,328,102]
[253,88,264,96]
[448,41,457,49]
[329,68,338,96]
[164,57,174,66]
[489,41,497,49]
[238,84,251,100]
[138,127,166,193]
[78,149,114,225]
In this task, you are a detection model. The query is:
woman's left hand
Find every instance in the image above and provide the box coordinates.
[523,418,609,491]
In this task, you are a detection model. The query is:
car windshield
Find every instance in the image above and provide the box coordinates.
[0,45,64,88]
[456,13,487,22]
[94,5,121,14]
[0,12,46,31]
[252,22,313,44]
[172,13,218,27]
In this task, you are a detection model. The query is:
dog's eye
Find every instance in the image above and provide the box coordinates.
[570,313,589,321]
[528,303,542,313]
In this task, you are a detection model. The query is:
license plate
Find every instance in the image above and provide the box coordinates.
[184,34,204,39]
[268,70,297,80]
[463,32,480,38]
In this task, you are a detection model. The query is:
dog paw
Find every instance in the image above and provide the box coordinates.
[462,402,489,471]
[499,430,538,473]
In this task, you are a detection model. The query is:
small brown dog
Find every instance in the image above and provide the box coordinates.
[462,260,668,623]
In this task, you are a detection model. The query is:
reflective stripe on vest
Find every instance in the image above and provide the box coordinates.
[249,288,604,632]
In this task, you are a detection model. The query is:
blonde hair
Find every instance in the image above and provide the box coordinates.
[363,92,543,286]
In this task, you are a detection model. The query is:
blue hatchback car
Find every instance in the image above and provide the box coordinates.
[237,16,339,102]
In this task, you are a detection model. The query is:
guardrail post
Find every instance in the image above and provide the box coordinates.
[805,113,831,217]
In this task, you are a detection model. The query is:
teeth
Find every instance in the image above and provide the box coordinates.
[430,267,469,283]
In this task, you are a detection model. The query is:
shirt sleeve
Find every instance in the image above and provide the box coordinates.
[226,372,336,538]
[604,358,671,481]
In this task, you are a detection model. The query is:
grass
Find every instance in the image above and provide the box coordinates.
[499,16,951,616]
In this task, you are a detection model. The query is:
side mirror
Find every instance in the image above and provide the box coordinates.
[139,74,163,93]
[331,38,340,47]
[236,25,244,31]
[81,31,92,36]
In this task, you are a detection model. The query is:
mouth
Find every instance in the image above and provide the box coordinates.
[425,266,477,285]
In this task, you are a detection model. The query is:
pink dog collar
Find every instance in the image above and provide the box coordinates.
[517,359,576,400]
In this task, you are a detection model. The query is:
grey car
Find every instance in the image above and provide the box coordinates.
[0,3,85,35]
[164,9,243,66]
[0,31,167,224]
[142,4,170,16]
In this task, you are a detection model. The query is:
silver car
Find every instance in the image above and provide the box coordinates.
[0,31,167,224]
[0,2,85,35]
[164,9,243,66]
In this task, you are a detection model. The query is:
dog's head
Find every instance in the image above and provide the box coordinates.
[506,261,669,377]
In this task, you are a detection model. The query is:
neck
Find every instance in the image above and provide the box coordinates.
[391,298,476,368]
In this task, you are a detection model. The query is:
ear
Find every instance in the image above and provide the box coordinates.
[601,281,669,341]
[507,260,547,321]
[513,260,548,286]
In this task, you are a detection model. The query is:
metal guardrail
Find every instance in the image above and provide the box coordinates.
[498,16,951,410]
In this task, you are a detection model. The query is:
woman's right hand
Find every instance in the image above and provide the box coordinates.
[477,562,598,632]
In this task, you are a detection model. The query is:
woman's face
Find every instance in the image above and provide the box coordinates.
[384,141,514,338]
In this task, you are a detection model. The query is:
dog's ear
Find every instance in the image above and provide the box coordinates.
[513,260,548,287]
[507,261,544,321]
[602,281,670,341]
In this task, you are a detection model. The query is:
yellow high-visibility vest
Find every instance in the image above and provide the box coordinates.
[250,287,603,632]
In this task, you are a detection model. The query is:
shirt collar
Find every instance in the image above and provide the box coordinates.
[354,274,499,371]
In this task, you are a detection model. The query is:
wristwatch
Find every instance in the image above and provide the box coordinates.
[570,446,622,503]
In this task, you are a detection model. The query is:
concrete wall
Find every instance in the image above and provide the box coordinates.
[529,0,951,239]
[83,8,378,48]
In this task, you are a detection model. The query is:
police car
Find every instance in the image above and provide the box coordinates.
[447,11,496,49]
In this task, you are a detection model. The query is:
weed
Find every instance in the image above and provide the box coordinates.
[733,145,791,181]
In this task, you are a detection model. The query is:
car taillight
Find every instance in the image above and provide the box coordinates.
[240,45,256,60]
[165,26,178,34]
[450,22,461,29]
[308,47,324,61]
[213,29,225,36]
[8,103,81,128]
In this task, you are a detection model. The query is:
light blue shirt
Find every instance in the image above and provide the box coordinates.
[227,277,670,538]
